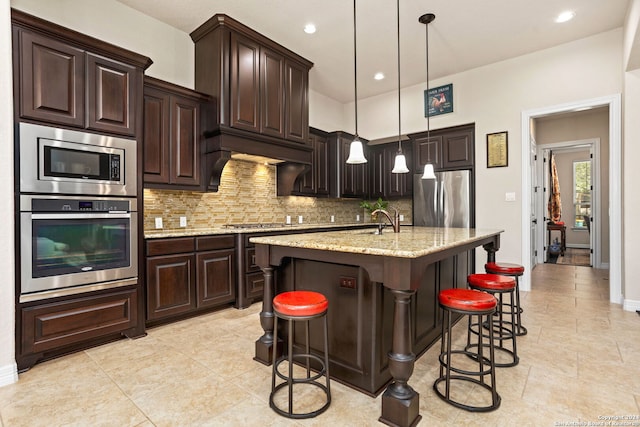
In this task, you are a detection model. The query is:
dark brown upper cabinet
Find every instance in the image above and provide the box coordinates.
[293,127,330,196]
[12,9,151,137]
[369,141,412,199]
[143,76,214,189]
[191,14,312,145]
[410,123,475,172]
[328,131,369,199]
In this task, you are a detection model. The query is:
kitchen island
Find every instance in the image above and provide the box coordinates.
[251,226,502,427]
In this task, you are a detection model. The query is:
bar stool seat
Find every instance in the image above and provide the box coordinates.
[467,274,519,368]
[435,288,501,412]
[270,291,331,419]
[485,262,527,336]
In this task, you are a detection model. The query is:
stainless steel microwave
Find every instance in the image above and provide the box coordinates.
[19,122,137,196]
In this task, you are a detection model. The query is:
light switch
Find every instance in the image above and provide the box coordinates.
[155,217,163,229]
[505,192,516,202]
[399,214,405,222]
[298,215,303,224]
[286,215,291,224]
[179,217,187,227]
[330,215,335,223]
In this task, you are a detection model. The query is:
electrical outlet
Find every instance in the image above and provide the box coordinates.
[179,216,187,227]
[356,214,360,222]
[505,192,516,202]
[399,214,405,222]
[298,215,303,224]
[286,215,291,224]
[330,215,335,223]
[339,276,357,289]
[154,217,163,229]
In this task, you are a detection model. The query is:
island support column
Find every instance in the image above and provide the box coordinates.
[254,266,276,365]
[379,289,421,427]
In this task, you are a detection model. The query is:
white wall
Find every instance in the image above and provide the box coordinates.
[308,89,346,132]
[352,29,623,271]
[10,0,194,88]
[0,0,17,387]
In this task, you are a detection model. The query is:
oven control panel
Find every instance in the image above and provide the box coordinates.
[30,198,132,212]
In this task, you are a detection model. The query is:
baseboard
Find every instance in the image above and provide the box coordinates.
[623,298,640,313]
[0,361,18,387]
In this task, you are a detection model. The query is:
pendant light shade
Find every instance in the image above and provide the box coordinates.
[421,163,436,179]
[391,0,408,174]
[420,12,436,179]
[391,151,409,173]
[346,137,367,164]
[346,0,367,164]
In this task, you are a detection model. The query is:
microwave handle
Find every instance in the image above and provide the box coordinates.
[31,213,131,220]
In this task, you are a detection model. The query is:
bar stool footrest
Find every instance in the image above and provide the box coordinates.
[433,376,501,412]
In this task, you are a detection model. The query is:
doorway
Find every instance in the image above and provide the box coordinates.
[520,94,622,305]
[537,140,599,268]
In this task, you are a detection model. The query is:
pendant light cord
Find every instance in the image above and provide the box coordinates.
[425,16,430,146]
[353,0,359,138]
[396,0,402,153]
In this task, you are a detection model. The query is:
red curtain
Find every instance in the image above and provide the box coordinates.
[547,152,562,223]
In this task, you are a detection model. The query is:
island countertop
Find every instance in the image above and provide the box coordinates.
[249,226,504,258]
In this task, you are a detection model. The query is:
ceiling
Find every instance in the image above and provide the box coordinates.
[117,0,630,104]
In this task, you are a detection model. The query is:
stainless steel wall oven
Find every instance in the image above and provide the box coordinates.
[19,195,138,301]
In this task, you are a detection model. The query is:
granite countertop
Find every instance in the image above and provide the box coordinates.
[144,222,378,239]
[249,227,503,258]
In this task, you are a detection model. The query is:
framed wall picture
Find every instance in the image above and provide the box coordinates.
[486,131,508,168]
[424,83,453,117]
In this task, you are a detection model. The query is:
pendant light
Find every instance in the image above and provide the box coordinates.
[346,0,367,164]
[391,0,409,174]
[420,13,436,180]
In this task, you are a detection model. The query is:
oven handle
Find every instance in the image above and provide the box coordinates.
[31,213,132,220]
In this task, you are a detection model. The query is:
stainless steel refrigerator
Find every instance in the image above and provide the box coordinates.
[413,170,472,227]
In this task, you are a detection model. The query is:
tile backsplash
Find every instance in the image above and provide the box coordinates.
[143,159,412,230]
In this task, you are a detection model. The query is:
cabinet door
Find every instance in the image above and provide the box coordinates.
[341,138,368,198]
[19,30,85,127]
[369,146,385,199]
[413,135,442,172]
[296,132,329,195]
[197,249,236,308]
[442,129,474,169]
[143,86,170,184]
[170,95,201,186]
[284,59,309,144]
[260,47,284,138]
[230,32,260,133]
[86,53,137,136]
[146,254,196,321]
[385,142,412,198]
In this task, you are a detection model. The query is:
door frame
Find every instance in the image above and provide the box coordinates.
[520,94,622,305]
[537,139,600,267]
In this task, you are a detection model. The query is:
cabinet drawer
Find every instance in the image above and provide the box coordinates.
[246,247,260,273]
[21,289,137,354]
[146,237,195,256]
[196,235,235,251]
[245,271,265,300]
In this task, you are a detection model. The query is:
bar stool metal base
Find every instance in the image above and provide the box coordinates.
[270,309,331,419]
[434,303,501,412]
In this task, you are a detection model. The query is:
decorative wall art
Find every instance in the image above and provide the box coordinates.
[486,131,508,168]
[424,83,453,117]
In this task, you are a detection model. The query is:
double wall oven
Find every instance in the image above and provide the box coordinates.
[19,123,138,302]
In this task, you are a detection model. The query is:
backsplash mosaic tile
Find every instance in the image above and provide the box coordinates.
[143,159,412,231]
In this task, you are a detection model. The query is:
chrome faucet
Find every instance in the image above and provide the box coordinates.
[371,207,401,233]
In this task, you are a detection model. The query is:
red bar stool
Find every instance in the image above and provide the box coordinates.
[270,291,331,419]
[434,288,501,412]
[485,262,527,336]
[467,273,519,368]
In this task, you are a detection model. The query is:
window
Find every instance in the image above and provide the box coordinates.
[573,160,591,229]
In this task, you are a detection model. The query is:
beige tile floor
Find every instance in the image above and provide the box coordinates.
[1,264,639,426]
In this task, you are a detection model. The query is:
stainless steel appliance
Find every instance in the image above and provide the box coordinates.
[19,122,136,196]
[413,170,472,227]
[20,195,138,301]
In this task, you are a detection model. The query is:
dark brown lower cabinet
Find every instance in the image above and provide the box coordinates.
[19,288,139,370]
[145,235,236,323]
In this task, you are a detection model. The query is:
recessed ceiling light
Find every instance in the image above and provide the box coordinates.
[374,72,385,80]
[304,24,316,34]
[556,11,575,23]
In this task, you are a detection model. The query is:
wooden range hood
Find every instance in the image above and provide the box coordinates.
[192,14,313,195]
